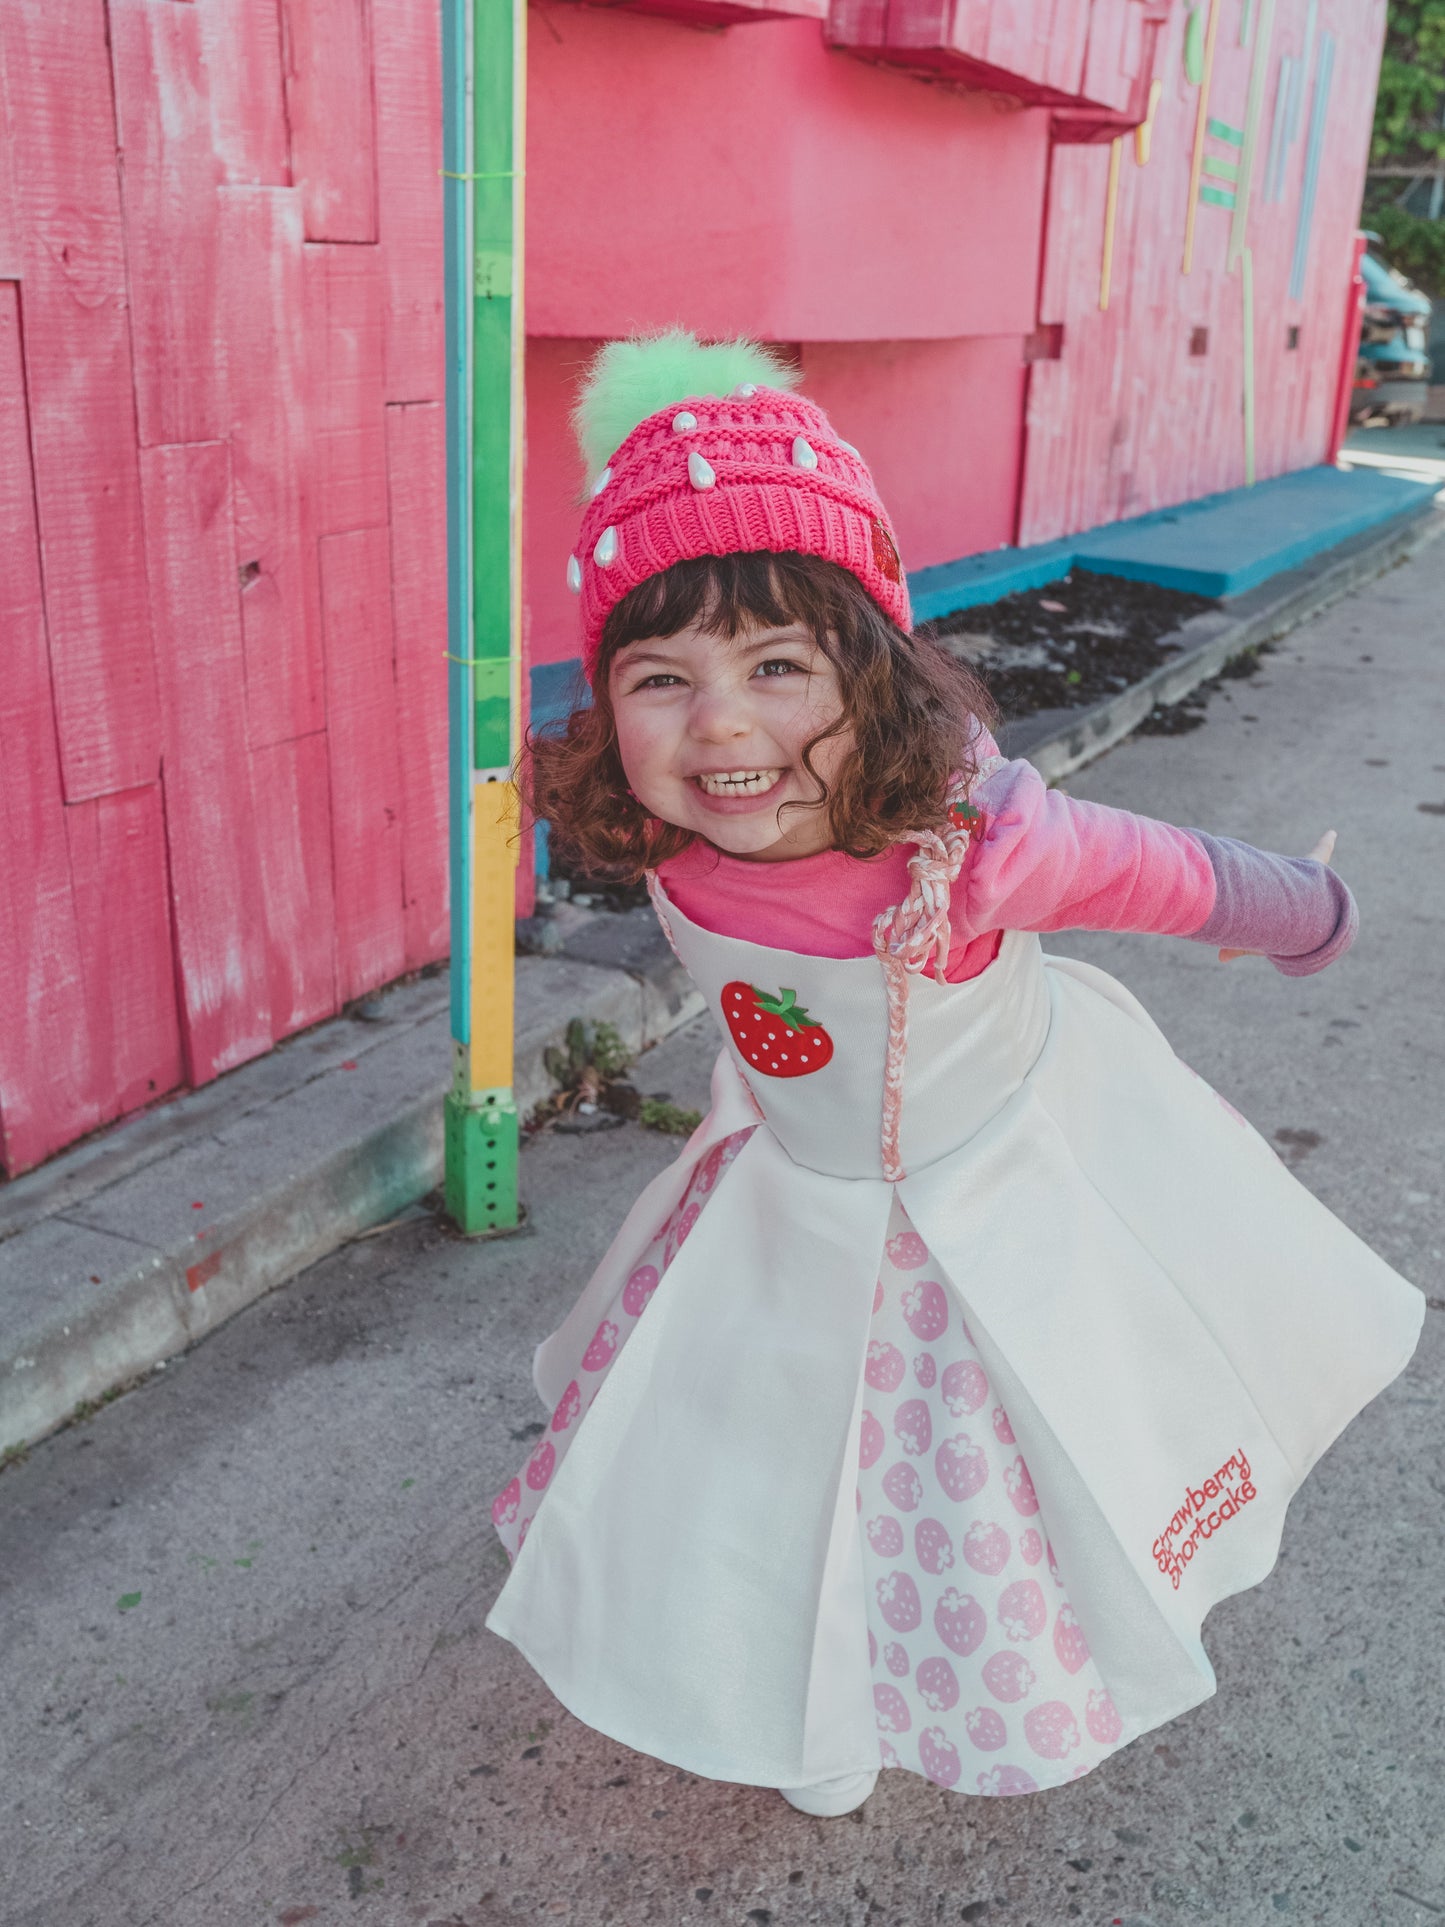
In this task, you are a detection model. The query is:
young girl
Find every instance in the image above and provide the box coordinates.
[485,332,1424,1818]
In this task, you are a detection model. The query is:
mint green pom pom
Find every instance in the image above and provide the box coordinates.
[572,329,800,483]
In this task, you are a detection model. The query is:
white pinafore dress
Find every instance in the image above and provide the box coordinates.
[485,859,1423,1797]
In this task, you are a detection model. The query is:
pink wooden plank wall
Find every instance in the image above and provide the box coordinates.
[1019,0,1388,545]
[0,0,449,1174]
[0,283,108,1172]
[0,0,1392,1173]
[1,2,161,804]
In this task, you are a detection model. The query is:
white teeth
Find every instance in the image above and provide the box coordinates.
[695,769,782,796]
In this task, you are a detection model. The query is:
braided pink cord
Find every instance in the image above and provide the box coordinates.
[872,759,1004,1181]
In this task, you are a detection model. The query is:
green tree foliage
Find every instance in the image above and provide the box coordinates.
[1371,0,1445,165]
[1363,204,1445,290]
[1363,2,1445,291]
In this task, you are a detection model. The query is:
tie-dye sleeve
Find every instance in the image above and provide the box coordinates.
[1184,830,1357,975]
[959,760,1355,976]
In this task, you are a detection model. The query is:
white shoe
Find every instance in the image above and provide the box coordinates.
[779,1768,880,1817]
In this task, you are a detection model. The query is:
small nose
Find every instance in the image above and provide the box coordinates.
[688,683,751,744]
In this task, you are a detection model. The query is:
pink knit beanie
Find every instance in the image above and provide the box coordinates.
[567,332,911,682]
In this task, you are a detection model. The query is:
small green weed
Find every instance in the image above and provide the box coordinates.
[639,1099,703,1137]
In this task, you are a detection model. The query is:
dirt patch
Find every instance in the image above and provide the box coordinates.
[1136,641,1273,735]
[918,568,1218,731]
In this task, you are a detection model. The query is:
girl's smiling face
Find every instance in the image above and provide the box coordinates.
[609,617,853,861]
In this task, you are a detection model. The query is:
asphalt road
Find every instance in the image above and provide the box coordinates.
[2,536,1442,1927]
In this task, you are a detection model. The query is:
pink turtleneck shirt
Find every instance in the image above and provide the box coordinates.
[656,733,1356,980]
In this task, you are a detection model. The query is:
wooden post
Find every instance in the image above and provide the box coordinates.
[442,0,525,1234]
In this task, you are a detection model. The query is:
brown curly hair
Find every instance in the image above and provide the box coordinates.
[523,551,998,882]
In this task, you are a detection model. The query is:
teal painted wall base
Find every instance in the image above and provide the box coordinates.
[910,464,1440,620]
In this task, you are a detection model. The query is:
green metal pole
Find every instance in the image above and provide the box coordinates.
[442,0,524,1234]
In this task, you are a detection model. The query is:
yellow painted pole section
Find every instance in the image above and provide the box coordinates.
[1100,137,1124,310]
[470,780,519,1091]
[467,0,525,1106]
[1183,0,1223,274]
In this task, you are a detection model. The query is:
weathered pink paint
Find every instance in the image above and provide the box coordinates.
[0,0,1389,1169]
[527,14,1049,344]
[138,440,272,1085]
[582,0,825,22]
[0,282,105,1173]
[797,339,1028,570]
[1019,0,1385,543]
[522,9,1050,666]
[525,0,1385,670]
[387,400,453,969]
[828,0,1164,126]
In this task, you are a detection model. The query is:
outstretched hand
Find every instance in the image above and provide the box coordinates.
[1218,830,1337,962]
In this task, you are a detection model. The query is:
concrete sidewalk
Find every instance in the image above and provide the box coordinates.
[3,485,1441,1460]
[0,921,701,1456]
[0,526,1439,1927]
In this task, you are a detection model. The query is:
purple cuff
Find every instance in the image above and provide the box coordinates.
[1186,831,1358,977]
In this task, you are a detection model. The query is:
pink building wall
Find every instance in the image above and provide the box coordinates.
[0,0,448,1176]
[1020,0,1386,542]
[522,0,1385,681]
[0,0,1386,1171]
[523,8,1051,672]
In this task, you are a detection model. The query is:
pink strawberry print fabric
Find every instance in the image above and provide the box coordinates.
[861,1195,1126,1794]
[490,1127,755,1563]
[491,1156,1127,1796]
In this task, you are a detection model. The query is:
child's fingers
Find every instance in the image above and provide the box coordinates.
[1307,829,1337,865]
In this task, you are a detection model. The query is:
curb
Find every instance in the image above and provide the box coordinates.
[0,927,701,1455]
[996,494,1445,784]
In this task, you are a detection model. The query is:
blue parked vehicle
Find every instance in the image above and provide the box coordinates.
[1350,239,1433,427]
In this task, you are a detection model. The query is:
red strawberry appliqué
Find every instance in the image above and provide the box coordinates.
[722,983,834,1079]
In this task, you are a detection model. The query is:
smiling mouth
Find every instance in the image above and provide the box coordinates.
[693,769,784,797]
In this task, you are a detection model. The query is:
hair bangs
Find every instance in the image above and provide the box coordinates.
[605,553,818,650]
